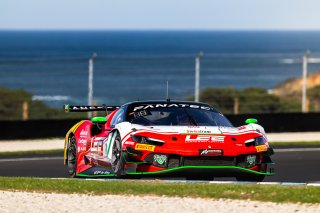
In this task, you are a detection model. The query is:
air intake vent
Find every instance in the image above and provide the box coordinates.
[183,156,235,166]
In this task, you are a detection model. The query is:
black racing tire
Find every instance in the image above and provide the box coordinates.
[236,174,265,182]
[67,136,77,178]
[111,132,125,177]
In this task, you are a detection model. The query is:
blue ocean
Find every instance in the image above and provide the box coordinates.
[0,31,320,107]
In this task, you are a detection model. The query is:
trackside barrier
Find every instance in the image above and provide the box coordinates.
[226,112,320,133]
[0,119,79,140]
[0,112,320,139]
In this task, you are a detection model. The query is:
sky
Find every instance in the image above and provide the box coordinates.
[1,0,320,30]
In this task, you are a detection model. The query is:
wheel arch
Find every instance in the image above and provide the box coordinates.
[63,120,86,165]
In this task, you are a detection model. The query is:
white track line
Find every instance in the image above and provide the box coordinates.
[307,183,320,186]
[274,148,320,152]
[0,157,63,162]
[47,177,320,186]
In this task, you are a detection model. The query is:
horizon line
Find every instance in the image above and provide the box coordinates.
[1,28,320,32]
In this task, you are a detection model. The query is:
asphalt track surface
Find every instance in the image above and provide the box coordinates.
[0,148,319,182]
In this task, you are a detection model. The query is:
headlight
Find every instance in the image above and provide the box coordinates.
[131,135,165,145]
[131,135,146,143]
[245,136,265,147]
[255,136,265,145]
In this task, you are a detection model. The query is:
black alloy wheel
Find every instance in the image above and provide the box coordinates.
[112,132,125,177]
[67,136,77,178]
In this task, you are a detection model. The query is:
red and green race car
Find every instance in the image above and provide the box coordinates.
[64,100,274,181]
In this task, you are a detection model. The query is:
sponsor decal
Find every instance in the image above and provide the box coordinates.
[69,106,119,111]
[91,137,107,152]
[91,141,103,152]
[72,106,105,110]
[256,145,268,152]
[77,147,86,152]
[133,104,211,112]
[199,149,223,156]
[246,155,256,167]
[186,130,211,134]
[80,130,88,136]
[132,110,151,117]
[124,141,135,145]
[153,154,167,165]
[78,138,87,144]
[93,170,110,175]
[135,144,155,152]
[185,135,225,143]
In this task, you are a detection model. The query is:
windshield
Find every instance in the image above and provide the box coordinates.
[126,106,233,127]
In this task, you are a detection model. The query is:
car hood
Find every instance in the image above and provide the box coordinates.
[133,125,235,134]
[131,124,264,135]
[116,122,266,141]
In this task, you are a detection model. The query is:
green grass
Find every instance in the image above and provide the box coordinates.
[0,177,319,203]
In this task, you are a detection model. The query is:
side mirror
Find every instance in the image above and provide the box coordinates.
[91,117,107,124]
[245,118,257,124]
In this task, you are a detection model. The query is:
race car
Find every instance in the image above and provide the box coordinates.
[63,100,274,181]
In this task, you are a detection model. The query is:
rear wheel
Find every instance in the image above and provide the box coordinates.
[236,175,265,182]
[111,132,125,177]
[67,136,77,178]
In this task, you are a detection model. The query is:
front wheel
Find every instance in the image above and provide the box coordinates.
[67,136,77,178]
[111,132,125,177]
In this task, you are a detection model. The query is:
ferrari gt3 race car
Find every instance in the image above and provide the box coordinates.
[64,101,274,181]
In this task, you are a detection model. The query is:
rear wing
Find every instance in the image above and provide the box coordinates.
[64,104,120,112]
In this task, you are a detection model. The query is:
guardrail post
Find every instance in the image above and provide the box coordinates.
[93,101,98,117]
[22,101,29,121]
[234,97,239,115]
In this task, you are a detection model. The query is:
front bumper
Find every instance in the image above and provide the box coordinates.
[128,165,274,177]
